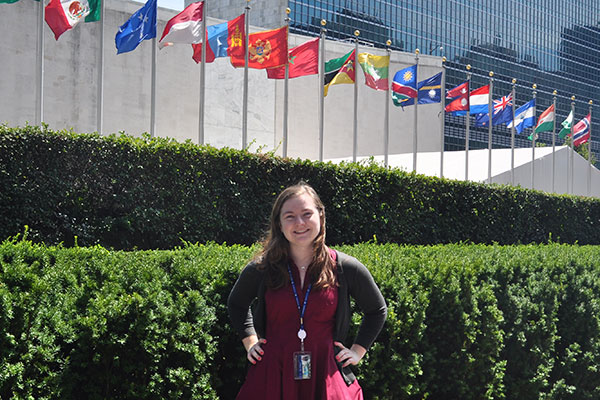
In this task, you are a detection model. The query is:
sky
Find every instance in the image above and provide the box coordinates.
[129,0,184,12]
[158,0,184,11]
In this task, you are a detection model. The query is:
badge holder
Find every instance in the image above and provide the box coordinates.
[293,328,311,380]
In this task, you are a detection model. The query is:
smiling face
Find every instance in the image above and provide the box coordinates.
[279,192,322,251]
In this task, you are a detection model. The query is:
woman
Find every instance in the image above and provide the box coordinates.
[227,182,387,399]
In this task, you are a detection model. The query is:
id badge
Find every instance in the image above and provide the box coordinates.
[293,351,312,380]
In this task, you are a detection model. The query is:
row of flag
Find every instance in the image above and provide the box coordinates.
[442,80,591,146]
[4,0,590,151]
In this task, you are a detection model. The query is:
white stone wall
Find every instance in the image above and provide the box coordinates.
[0,0,443,159]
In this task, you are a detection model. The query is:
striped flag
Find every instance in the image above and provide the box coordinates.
[357,53,389,91]
[534,104,555,133]
[391,64,417,106]
[572,113,591,146]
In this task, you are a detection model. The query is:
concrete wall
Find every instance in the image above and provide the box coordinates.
[0,0,443,159]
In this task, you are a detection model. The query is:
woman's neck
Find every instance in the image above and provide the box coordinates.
[289,245,313,269]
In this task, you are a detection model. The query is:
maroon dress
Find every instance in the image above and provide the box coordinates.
[236,251,363,399]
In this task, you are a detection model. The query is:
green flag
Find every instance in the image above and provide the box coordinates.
[0,0,21,4]
[558,110,573,139]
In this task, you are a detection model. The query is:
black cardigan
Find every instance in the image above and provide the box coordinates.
[227,250,387,384]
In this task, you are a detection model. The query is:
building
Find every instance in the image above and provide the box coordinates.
[0,0,443,161]
[208,0,600,161]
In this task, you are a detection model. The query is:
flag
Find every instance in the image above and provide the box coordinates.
[507,99,536,134]
[572,113,591,146]
[474,93,513,127]
[323,49,355,97]
[230,26,288,69]
[469,84,490,114]
[86,0,100,22]
[266,37,319,79]
[417,72,442,104]
[115,0,157,54]
[357,53,389,91]
[159,1,204,48]
[0,0,21,4]
[45,0,100,40]
[558,110,574,139]
[192,14,245,63]
[445,81,469,115]
[391,64,417,107]
[534,104,555,133]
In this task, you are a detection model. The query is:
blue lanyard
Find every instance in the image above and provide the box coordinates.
[287,264,312,332]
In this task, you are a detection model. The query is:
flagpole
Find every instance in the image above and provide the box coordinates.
[352,30,360,162]
[242,0,250,149]
[150,38,157,137]
[487,70,494,184]
[531,84,537,190]
[413,48,420,172]
[97,0,105,134]
[282,8,291,157]
[36,0,44,127]
[510,78,516,185]
[465,64,471,181]
[569,96,575,194]
[198,0,207,144]
[384,40,391,168]
[551,90,557,193]
[588,99,593,196]
[318,19,326,162]
[440,57,446,178]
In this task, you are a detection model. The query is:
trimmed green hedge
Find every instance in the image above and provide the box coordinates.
[2,239,600,399]
[2,125,600,249]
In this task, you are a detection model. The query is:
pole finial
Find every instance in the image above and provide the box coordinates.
[320,19,326,26]
[466,64,471,70]
[354,30,360,37]
[590,100,593,105]
[553,90,557,95]
[489,71,494,77]
[386,39,392,47]
[512,78,516,84]
[286,7,290,15]
[415,48,420,55]
[532,83,537,90]
[571,95,576,101]
[442,56,447,63]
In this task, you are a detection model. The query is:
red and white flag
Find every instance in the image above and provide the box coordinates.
[572,113,591,147]
[45,0,91,40]
[159,1,204,48]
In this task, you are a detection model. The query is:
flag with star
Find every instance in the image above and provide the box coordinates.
[115,0,157,54]
[323,49,356,96]
[391,64,417,107]
[417,72,442,104]
[357,52,389,90]
[266,37,319,79]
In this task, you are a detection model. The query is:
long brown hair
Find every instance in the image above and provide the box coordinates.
[256,182,336,290]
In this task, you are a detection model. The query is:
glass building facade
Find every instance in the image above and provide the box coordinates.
[288,0,600,159]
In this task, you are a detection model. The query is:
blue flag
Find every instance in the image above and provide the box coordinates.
[115,0,157,54]
[474,93,513,127]
[417,72,442,104]
[391,65,418,107]
[507,99,536,134]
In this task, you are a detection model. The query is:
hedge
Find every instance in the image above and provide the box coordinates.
[2,239,600,399]
[2,125,600,249]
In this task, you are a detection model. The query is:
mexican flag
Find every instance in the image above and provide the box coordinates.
[45,0,101,40]
[558,110,574,139]
[357,53,389,91]
[324,49,355,97]
[534,104,555,133]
